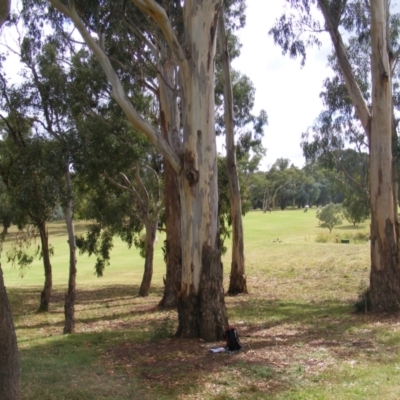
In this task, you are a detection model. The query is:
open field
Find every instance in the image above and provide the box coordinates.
[3,208,400,399]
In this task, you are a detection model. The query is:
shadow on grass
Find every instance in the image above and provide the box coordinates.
[9,285,169,332]
[336,224,367,230]
[8,285,164,309]
[16,291,400,399]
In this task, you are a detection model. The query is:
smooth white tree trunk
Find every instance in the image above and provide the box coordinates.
[63,167,77,333]
[368,0,400,309]
[319,0,400,310]
[176,0,227,340]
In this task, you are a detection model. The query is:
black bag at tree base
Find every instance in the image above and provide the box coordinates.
[224,325,242,351]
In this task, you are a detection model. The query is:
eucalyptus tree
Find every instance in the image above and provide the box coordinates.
[0,266,20,400]
[0,114,65,312]
[70,82,164,297]
[271,0,400,311]
[0,180,15,235]
[108,163,163,297]
[0,171,20,400]
[36,0,233,340]
[215,4,266,294]
[317,202,343,233]
[0,8,21,398]
[335,150,370,224]
[1,21,81,330]
[262,159,297,211]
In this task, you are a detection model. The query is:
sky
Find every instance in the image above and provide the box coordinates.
[232,1,333,170]
[3,1,334,172]
[3,1,400,171]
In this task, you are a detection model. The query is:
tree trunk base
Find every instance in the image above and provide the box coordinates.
[63,291,76,334]
[227,274,248,296]
[0,267,21,400]
[176,244,227,341]
[158,289,178,308]
[369,269,400,312]
[38,288,50,312]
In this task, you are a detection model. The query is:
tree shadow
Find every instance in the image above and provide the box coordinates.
[336,224,368,230]
[16,294,400,399]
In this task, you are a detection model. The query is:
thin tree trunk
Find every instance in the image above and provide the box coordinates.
[176,1,228,341]
[391,118,399,242]
[63,167,77,334]
[38,221,52,312]
[139,219,158,297]
[368,0,400,310]
[158,49,182,308]
[0,265,20,400]
[159,160,181,307]
[218,8,247,295]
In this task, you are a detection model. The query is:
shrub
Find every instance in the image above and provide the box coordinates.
[315,233,329,243]
[316,203,343,233]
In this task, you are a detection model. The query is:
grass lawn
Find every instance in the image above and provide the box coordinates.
[3,208,400,399]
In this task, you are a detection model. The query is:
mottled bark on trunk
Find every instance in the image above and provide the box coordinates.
[177,243,227,341]
[158,54,182,308]
[38,221,52,312]
[64,168,77,334]
[0,266,21,400]
[49,0,227,339]
[391,113,399,243]
[176,0,228,340]
[226,162,247,295]
[368,0,400,311]
[139,220,158,297]
[369,218,400,309]
[159,162,181,307]
[218,8,247,296]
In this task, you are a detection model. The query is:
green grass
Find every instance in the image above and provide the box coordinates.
[5,208,400,399]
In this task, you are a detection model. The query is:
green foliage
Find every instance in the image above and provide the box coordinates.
[76,225,114,277]
[315,233,329,243]
[316,203,342,233]
[6,227,41,276]
[133,234,148,259]
[342,192,370,226]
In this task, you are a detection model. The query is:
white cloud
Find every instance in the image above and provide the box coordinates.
[232,1,334,170]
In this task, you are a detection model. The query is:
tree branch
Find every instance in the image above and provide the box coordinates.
[318,0,372,141]
[48,0,180,173]
[130,0,186,62]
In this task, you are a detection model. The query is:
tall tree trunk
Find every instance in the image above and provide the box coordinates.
[391,113,399,242]
[368,0,400,310]
[63,167,77,334]
[0,265,20,400]
[159,162,181,306]
[38,221,52,312]
[218,8,247,296]
[176,1,228,341]
[49,0,228,340]
[158,49,182,308]
[0,0,10,29]
[319,0,400,311]
[139,219,158,297]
